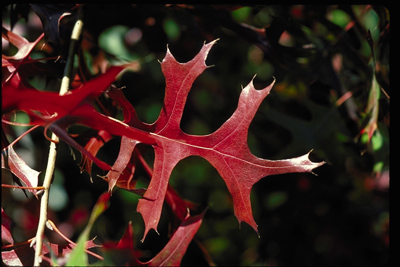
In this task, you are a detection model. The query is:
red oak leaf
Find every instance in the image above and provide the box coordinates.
[136,40,324,240]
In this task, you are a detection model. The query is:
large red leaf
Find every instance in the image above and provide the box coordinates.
[137,40,324,240]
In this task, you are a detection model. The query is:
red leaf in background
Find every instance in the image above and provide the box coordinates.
[102,210,205,266]
[102,221,143,266]
[2,65,124,120]
[2,27,44,63]
[2,66,127,175]
[2,27,45,86]
[1,238,101,266]
[145,210,205,267]
[79,129,113,174]
[1,208,13,245]
[1,146,40,197]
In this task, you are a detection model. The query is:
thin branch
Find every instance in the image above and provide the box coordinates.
[1,125,40,151]
[46,220,104,261]
[2,238,36,250]
[33,7,84,266]
[1,184,45,190]
[33,138,57,266]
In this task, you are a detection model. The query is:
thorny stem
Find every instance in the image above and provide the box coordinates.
[33,7,83,266]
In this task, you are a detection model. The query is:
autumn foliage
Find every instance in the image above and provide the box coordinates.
[2,4,389,266]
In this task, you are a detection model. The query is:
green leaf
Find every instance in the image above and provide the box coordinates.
[67,234,88,266]
[265,191,288,210]
[99,25,136,61]
[232,7,252,23]
[66,192,111,266]
[328,9,351,28]
[163,18,180,41]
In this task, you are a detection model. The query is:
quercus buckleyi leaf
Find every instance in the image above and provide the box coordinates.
[2,38,324,245]
[136,40,324,240]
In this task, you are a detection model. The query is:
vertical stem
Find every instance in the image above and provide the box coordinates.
[60,12,84,95]
[33,135,58,266]
[33,7,83,266]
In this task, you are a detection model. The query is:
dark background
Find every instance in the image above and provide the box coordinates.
[2,5,389,266]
